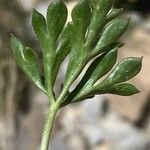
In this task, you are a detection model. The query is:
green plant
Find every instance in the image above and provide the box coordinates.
[10,0,142,149]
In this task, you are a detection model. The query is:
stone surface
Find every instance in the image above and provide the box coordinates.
[50,97,150,150]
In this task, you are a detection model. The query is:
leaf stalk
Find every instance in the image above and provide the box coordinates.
[40,102,60,150]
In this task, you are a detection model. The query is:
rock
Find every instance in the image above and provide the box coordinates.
[54,96,150,150]
[99,112,150,150]
[93,142,112,150]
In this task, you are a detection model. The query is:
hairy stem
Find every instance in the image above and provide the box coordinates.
[40,103,59,150]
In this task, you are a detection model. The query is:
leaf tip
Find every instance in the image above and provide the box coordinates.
[138,56,144,61]
[10,34,20,48]
[117,42,126,48]
[131,87,140,95]
[126,17,131,25]
[136,88,140,94]
[32,8,41,19]
[136,56,143,67]
[10,33,16,41]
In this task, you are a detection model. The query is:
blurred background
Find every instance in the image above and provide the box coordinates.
[0,0,150,150]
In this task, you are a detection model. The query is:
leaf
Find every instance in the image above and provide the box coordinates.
[107,8,123,22]
[11,0,143,109]
[85,48,118,85]
[99,57,143,87]
[93,83,140,96]
[32,9,47,43]
[56,23,72,53]
[89,0,113,9]
[90,41,125,58]
[86,0,113,46]
[47,0,67,44]
[62,47,118,105]
[71,0,91,41]
[93,18,130,54]
[11,35,46,93]
[78,47,118,94]
[64,0,91,89]
[51,23,72,86]
[41,0,67,96]
[72,82,140,104]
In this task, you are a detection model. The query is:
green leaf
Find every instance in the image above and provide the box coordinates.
[89,0,113,9]
[93,18,130,54]
[47,0,67,44]
[90,41,125,58]
[62,83,140,106]
[99,57,143,87]
[11,0,143,110]
[32,9,47,43]
[64,0,91,89]
[70,82,140,105]
[51,23,72,86]
[70,56,142,103]
[85,48,118,85]
[93,83,140,96]
[41,0,67,98]
[86,0,113,46]
[11,35,46,93]
[107,8,123,22]
[56,23,72,53]
[62,47,118,105]
[71,0,91,41]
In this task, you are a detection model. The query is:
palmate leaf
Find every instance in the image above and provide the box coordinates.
[11,35,46,93]
[11,0,143,108]
[11,1,143,148]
